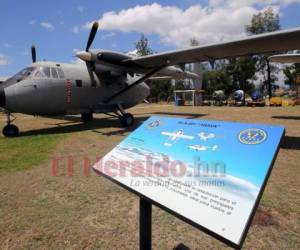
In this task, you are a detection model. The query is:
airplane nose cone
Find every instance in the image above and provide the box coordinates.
[0,88,5,108]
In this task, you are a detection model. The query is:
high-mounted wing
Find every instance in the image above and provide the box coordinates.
[162,131,194,140]
[176,134,194,140]
[161,132,176,137]
[123,28,300,68]
[269,54,300,63]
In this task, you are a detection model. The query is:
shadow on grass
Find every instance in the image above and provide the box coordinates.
[281,136,300,150]
[150,112,207,119]
[272,116,300,120]
[20,116,150,137]
[173,243,191,250]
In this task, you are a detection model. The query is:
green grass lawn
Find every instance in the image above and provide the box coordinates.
[0,134,63,172]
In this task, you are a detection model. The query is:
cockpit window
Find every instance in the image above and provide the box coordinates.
[34,70,45,78]
[57,67,65,79]
[13,67,35,82]
[51,68,59,78]
[42,67,51,78]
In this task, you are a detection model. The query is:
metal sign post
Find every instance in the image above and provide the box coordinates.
[139,198,152,250]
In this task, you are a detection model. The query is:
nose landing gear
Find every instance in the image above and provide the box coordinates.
[2,112,19,137]
[81,112,93,122]
[116,104,135,127]
[120,113,134,127]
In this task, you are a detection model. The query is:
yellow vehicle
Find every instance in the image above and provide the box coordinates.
[270,97,282,106]
[282,98,295,106]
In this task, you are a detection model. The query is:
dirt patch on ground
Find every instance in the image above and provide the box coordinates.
[0,104,299,249]
[252,207,279,227]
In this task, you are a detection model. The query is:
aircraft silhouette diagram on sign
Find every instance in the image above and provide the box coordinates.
[188,144,218,151]
[0,22,300,136]
[161,129,194,147]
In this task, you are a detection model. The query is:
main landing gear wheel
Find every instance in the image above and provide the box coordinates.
[81,112,93,122]
[120,113,134,127]
[2,112,19,137]
[3,124,19,137]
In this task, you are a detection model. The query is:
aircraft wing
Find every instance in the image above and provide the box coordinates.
[123,28,300,68]
[161,132,194,140]
[269,54,300,63]
[161,132,176,137]
[177,134,194,140]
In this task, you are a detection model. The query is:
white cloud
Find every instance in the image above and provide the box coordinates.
[126,49,138,56]
[40,22,55,32]
[101,32,115,40]
[0,54,10,66]
[209,0,300,8]
[87,1,299,48]
[72,25,80,34]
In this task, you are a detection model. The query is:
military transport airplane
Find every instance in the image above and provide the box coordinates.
[0,22,300,137]
[188,144,218,152]
[161,129,194,147]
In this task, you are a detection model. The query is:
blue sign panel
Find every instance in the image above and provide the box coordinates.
[93,116,284,248]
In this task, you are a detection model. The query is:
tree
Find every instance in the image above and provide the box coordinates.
[226,57,256,93]
[202,68,232,98]
[246,7,281,97]
[246,8,280,35]
[135,34,153,56]
[135,34,173,102]
[283,63,300,88]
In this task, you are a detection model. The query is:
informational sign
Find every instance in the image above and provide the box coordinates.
[93,116,284,248]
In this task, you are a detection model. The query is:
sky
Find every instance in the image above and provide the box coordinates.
[0,0,300,77]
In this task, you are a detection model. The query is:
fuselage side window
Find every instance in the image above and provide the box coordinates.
[42,67,51,78]
[56,67,65,79]
[51,67,59,78]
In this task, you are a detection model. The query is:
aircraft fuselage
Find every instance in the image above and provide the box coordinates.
[0,61,150,116]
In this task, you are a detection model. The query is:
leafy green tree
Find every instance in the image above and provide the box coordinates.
[246,7,281,97]
[283,63,300,88]
[202,69,232,98]
[135,34,173,102]
[246,8,280,34]
[226,57,256,93]
[135,34,153,56]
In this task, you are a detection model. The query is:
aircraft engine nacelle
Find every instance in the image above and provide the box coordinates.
[95,50,132,64]
[94,64,124,77]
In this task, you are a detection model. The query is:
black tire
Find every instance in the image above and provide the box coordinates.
[81,113,93,122]
[3,124,19,137]
[120,113,134,127]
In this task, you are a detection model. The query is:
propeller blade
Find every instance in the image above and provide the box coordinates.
[86,22,99,52]
[31,45,36,63]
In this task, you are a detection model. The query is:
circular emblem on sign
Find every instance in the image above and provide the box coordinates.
[147,120,162,129]
[238,128,267,145]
